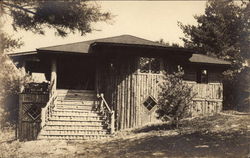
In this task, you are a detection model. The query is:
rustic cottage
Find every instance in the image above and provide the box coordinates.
[9,35,230,140]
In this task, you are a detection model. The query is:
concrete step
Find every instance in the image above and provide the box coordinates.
[38,134,109,140]
[53,108,99,113]
[57,95,98,101]
[57,91,96,97]
[57,95,97,100]
[55,105,95,111]
[57,100,97,106]
[40,130,108,136]
[43,125,105,131]
[40,89,110,141]
[46,120,105,126]
[57,89,96,94]
[52,111,100,117]
[49,115,105,121]
[49,116,105,122]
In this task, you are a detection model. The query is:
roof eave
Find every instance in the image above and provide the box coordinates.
[190,61,231,66]
[36,49,89,55]
[7,51,38,57]
[91,42,196,53]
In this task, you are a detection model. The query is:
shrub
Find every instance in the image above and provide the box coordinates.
[156,67,196,128]
[0,54,31,128]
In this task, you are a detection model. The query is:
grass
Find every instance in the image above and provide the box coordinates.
[0,111,249,158]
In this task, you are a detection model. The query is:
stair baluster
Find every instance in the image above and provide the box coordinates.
[98,93,115,134]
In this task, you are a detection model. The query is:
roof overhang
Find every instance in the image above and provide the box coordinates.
[189,54,231,66]
[7,51,37,57]
[6,35,231,66]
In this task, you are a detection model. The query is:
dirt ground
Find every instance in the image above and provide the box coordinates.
[0,111,249,158]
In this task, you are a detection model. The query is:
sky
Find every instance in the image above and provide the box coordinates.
[3,1,207,53]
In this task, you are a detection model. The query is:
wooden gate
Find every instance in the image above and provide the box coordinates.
[18,93,48,141]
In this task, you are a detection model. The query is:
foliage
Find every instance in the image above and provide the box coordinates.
[234,67,250,111]
[179,0,249,78]
[0,12,30,128]
[156,67,196,127]
[1,0,112,37]
[0,54,32,128]
[179,0,250,109]
[156,38,182,48]
[0,0,111,129]
[0,32,23,52]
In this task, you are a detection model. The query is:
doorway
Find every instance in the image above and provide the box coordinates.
[57,56,95,90]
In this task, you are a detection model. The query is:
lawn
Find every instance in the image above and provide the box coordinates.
[0,111,249,158]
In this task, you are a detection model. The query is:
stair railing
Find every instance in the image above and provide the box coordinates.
[98,93,115,134]
[41,79,57,128]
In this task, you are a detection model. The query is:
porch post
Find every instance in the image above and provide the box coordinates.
[20,61,26,92]
[95,60,99,95]
[50,59,57,94]
[18,61,26,139]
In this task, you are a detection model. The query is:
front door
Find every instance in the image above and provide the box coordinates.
[57,57,95,90]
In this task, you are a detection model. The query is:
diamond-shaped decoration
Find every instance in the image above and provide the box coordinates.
[27,106,41,120]
[143,96,157,111]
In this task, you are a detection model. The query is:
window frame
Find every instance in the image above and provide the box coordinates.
[142,95,158,111]
[197,69,209,84]
[137,57,163,75]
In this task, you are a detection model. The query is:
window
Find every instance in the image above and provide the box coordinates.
[27,105,41,120]
[143,96,157,111]
[139,57,161,74]
[197,69,208,83]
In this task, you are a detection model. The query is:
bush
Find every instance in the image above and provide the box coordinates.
[0,54,31,129]
[156,67,196,128]
[223,67,250,111]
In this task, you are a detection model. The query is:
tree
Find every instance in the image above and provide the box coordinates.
[178,0,250,108]
[0,1,112,128]
[156,67,196,128]
[156,39,182,48]
[0,0,112,37]
[0,54,32,128]
[179,0,249,78]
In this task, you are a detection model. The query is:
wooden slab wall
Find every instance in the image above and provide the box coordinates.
[19,93,48,141]
[184,68,223,116]
[98,56,224,130]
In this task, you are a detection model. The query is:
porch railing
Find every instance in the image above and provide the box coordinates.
[41,79,57,128]
[98,93,115,134]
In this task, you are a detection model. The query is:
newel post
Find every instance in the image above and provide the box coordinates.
[50,59,57,95]
[41,109,45,128]
[110,110,115,134]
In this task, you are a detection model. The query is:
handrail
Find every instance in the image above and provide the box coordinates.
[98,93,115,134]
[99,93,112,113]
[41,92,57,127]
[41,78,57,128]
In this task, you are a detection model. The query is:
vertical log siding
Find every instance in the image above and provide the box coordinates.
[97,56,224,130]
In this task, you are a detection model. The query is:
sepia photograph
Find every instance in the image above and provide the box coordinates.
[0,0,249,157]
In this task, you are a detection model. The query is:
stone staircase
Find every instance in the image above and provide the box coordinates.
[38,89,110,140]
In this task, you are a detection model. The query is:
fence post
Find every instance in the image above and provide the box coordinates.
[110,110,115,134]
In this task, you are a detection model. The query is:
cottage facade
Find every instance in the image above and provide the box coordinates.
[9,35,230,140]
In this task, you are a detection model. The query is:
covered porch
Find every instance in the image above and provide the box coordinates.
[10,51,115,141]
[11,52,99,92]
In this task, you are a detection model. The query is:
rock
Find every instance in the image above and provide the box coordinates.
[195,145,209,148]
[231,124,239,128]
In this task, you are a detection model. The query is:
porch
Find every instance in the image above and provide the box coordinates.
[17,54,115,141]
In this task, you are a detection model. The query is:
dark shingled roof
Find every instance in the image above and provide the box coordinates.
[8,35,230,65]
[190,54,231,65]
[38,35,168,53]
